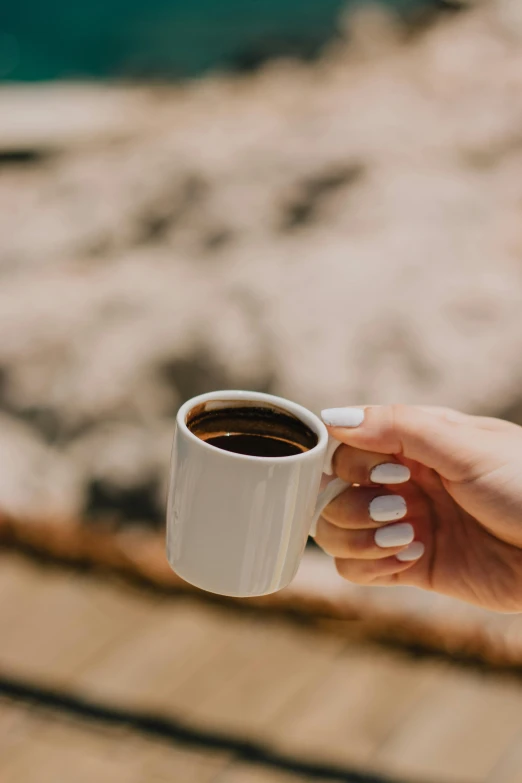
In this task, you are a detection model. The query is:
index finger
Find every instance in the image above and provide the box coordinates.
[321,404,493,483]
[333,444,410,486]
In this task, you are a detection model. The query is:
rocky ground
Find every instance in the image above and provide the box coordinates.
[1,0,522,527]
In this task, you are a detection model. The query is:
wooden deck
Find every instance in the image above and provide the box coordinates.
[0,552,521,783]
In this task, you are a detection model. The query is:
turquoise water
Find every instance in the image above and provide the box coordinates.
[1,0,434,81]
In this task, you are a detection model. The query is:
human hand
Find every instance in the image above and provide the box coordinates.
[315,405,522,612]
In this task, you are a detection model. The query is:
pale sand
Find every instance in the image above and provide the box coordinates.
[0,0,521,520]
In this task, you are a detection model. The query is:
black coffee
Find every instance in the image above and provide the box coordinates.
[187,404,318,458]
[204,433,304,457]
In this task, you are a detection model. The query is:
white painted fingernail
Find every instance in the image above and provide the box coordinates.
[321,407,365,428]
[374,523,414,548]
[370,463,411,485]
[396,542,425,562]
[369,495,407,522]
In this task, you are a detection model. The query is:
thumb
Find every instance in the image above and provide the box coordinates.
[321,405,493,483]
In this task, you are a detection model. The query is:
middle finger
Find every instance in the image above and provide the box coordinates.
[321,485,424,530]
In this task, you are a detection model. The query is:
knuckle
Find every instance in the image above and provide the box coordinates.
[333,488,394,528]
[316,525,358,559]
[347,531,371,556]
[334,446,369,485]
[334,558,353,580]
[389,404,407,442]
[335,558,371,584]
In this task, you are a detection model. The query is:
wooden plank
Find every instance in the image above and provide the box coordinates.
[2,554,522,783]
[172,618,344,736]
[267,645,439,769]
[0,700,40,760]
[0,556,52,636]
[376,667,522,783]
[137,737,229,783]
[484,728,522,783]
[214,762,327,783]
[77,600,344,727]
[0,707,229,783]
[0,563,162,686]
[76,599,241,709]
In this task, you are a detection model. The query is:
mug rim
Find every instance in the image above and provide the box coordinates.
[176,389,328,464]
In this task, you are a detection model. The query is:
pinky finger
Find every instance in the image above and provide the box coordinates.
[335,543,425,585]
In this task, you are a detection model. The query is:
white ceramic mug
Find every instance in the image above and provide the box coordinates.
[166,390,349,597]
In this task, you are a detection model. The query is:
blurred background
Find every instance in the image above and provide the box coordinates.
[1,0,522,781]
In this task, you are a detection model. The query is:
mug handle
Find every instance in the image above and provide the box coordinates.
[309,437,350,537]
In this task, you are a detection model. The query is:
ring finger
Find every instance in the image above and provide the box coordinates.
[315,516,417,559]
[320,485,424,530]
